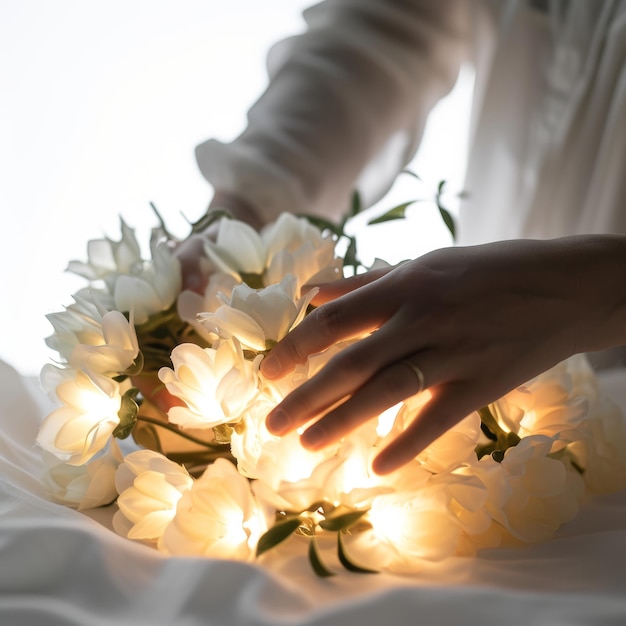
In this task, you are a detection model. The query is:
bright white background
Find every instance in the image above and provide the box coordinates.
[0,1,473,376]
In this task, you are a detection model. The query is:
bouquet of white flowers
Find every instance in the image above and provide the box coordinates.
[37,195,626,575]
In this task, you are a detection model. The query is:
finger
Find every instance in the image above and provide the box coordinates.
[260,283,393,379]
[372,383,481,474]
[299,358,428,449]
[265,324,434,439]
[305,266,392,306]
[265,307,438,437]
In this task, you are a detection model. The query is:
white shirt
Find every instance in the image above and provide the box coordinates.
[196,0,626,243]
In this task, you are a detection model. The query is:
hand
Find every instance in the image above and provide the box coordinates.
[260,236,626,474]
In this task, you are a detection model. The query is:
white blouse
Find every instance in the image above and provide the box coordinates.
[196,0,626,245]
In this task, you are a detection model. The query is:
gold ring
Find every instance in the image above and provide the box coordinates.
[400,360,425,394]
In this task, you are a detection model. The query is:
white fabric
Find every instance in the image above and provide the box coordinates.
[2,357,626,625]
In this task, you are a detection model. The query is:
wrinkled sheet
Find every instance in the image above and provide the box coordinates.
[1,358,626,626]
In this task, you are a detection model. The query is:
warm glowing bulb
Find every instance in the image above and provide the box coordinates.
[368,496,417,542]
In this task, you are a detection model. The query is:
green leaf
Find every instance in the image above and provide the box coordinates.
[401,169,422,181]
[319,509,368,532]
[491,449,506,463]
[149,202,177,242]
[570,459,585,474]
[400,170,422,182]
[256,517,301,557]
[438,206,456,240]
[367,200,420,225]
[188,209,232,235]
[239,272,265,290]
[121,350,144,377]
[308,536,335,577]
[212,423,234,444]
[113,388,140,439]
[350,190,362,218]
[337,532,378,574]
[299,214,343,237]
[477,405,500,437]
[433,180,456,241]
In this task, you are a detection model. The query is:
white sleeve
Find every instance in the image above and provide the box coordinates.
[195,0,468,223]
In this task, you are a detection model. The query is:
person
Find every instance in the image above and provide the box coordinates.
[181,0,626,473]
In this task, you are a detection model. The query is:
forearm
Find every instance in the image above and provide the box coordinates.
[197,0,468,225]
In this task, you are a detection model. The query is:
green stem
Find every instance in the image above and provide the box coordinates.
[136,415,227,450]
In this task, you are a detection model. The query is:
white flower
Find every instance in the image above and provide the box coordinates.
[114,236,181,324]
[204,214,341,294]
[262,213,342,292]
[67,220,181,324]
[477,435,584,544]
[198,276,317,352]
[231,391,336,491]
[493,355,593,442]
[347,486,462,572]
[67,218,142,284]
[252,453,348,516]
[204,218,266,277]
[389,395,481,474]
[568,398,626,494]
[177,271,239,344]
[113,450,193,542]
[158,341,259,429]
[160,458,267,560]
[65,309,138,377]
[40,362,76,399]
[416,412,482,474]
[431,470,492,540]
[42,441,122,510]
[37,369,122,465]
[45,290,114,363]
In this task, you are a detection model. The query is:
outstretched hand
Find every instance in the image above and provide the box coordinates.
[261,236,626,474]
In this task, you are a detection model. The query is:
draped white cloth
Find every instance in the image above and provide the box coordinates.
[2,357,626,625]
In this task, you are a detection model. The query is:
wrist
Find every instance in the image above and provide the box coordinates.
[565,235,626,353]
[209,190,265,231]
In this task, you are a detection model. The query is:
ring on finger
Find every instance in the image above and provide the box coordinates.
[399,359,425,394]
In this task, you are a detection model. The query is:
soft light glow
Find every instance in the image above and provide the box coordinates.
[376,402,402,437]
[368,497,415,542]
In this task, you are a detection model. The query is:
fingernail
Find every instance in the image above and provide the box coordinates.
[267,408,290,434]
[261,354,281,379]
[301,426,326,450]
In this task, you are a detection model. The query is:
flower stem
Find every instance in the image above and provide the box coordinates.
[135,415,227,450]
